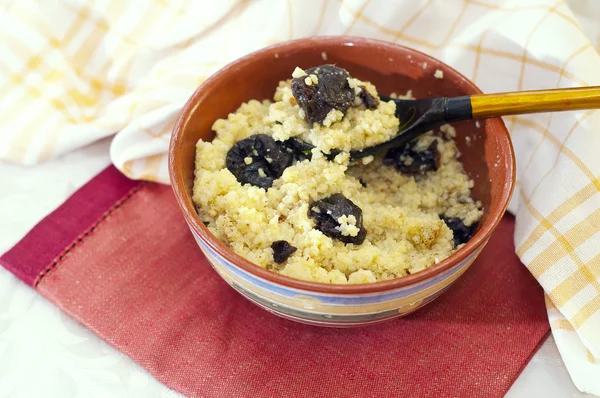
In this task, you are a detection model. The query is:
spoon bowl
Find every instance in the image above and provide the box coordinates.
[348,95,466,159]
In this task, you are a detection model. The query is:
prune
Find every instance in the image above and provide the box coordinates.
[271,240,297,263]
[281,137,314,161]
[443,217,476,247]
[384,139,439,175]
[291,65,356,125]
[226,134,293,189]
[358,85,379,109]
[308,193,367,245]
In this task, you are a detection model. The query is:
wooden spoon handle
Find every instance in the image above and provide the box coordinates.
[469,86,600,118]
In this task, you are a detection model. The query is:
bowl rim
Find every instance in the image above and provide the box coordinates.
[169,36,516,295]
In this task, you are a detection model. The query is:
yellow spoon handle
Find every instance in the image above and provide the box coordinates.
[470,86,600,118]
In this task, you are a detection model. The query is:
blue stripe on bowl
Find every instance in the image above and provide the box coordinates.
[190,227,480,305]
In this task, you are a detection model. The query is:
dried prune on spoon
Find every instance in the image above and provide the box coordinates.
[291,65,356,125]
[271,240,297,263]
[358,85,379,109]
[308,193,367,245]
[226,134,293,189]
[443,217,476,247]
[383,139,439,175]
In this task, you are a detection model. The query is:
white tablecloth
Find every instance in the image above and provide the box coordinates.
[0,140,595,397]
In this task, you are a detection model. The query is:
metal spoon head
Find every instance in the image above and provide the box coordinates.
[347,96,448,160]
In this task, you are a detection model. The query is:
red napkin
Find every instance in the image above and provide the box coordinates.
[1,166,549,398]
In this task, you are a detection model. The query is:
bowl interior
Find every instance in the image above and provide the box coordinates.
[169,37,514,293]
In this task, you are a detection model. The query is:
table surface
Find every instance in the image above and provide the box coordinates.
[0,138,595,398]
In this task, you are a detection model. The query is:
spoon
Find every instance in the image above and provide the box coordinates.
[329,86,600,160]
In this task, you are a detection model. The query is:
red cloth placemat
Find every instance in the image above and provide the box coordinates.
[1,166,549,398]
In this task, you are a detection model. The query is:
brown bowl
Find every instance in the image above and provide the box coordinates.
[169,36,515,326]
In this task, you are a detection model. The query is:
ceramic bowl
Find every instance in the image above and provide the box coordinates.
[169,36,515,327]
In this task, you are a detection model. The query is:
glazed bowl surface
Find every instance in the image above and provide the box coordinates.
[169,36,515,327]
